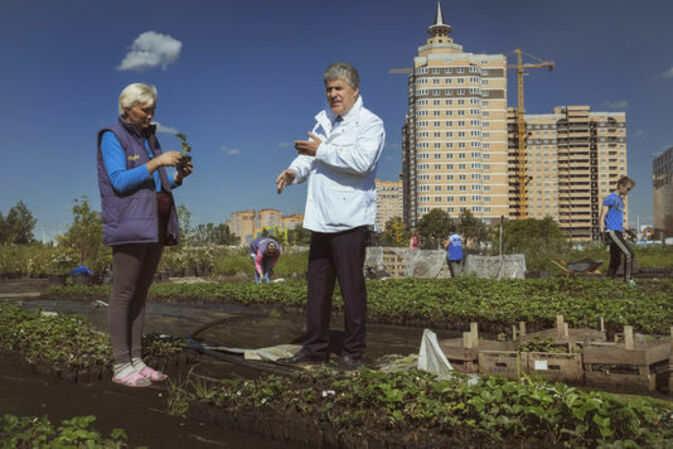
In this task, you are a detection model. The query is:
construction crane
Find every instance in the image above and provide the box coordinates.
[507,49,554,219]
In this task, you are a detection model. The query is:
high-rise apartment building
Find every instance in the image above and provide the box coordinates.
[507,106,627,240]
[402,3,509,227]
[227,209,305,244]
[375,179,403,230]
[281,214,304,229]
[229,210,257,244]
[258,209,283,229]
[653,146,673,237]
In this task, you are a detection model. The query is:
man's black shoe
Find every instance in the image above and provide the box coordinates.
[339,353,365,371]
[277,351,328,365]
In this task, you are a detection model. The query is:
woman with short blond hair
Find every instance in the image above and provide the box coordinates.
[97,83,193,387]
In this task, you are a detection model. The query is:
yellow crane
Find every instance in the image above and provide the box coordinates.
[507,49,554,219]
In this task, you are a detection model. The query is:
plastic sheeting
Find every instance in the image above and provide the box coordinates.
[417,329,454,380]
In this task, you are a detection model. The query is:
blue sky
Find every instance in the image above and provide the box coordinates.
[1,0,672,241]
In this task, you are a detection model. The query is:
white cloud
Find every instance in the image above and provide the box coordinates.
[152,122,179,134]
[221,146,239,155]
[117,31,182,72]
[604,100,628,110]
[661,67,673,78]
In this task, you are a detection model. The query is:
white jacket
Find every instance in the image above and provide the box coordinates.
[289,96,385,233]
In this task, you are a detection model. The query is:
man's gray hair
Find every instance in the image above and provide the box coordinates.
[323,62,359,90]
[118,83,158,116]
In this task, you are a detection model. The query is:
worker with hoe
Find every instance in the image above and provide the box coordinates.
[249,236,280,283]
[275,62,385,369]
[599,176,636,286]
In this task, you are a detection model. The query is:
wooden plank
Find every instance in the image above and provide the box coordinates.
[624,326,634,350]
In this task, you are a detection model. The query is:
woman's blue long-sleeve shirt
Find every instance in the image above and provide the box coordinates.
[100,131,178,194]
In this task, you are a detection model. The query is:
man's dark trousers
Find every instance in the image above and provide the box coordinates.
[302,226,367,358]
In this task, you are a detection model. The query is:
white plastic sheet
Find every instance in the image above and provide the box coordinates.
[417,329,454,379]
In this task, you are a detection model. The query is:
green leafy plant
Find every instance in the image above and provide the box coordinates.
[0,414,146,448]
[169,368,673,449]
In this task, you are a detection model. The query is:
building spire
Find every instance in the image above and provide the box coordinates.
[427,1,452,37]
[435,1,444,25]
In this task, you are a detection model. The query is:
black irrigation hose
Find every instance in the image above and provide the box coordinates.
[186,317,301,376]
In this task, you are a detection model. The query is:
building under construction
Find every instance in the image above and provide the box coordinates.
[401,4,628,240]
[507,107,627,240]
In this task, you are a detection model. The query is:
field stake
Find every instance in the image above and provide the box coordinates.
[519,321,526,337]
[599,316,605,332]
[669,327,673,397]
[556,315,564,337]
[624,325,634,350]
[463,331,473,349]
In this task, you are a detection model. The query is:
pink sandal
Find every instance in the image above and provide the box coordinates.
[112,371,152,387]
[139,366,168,382]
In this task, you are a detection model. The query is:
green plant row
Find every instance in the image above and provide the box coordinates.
[0,414,145,449]
[47,277,673,335]
[0,303,184,371]
[4,243,673,279]
[184,368,673,449]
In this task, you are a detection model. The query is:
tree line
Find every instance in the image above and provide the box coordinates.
[379,208,570,258]
[0,200,37,244]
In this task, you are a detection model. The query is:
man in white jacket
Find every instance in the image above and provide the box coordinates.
[276,62,385,368]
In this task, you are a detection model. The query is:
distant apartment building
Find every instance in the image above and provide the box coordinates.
[229,210,256,244]
[375,179,403,230]
[227,209,304,244]
[653,146,673,237]
[401,3,509,227]
[281,214,304,229]
[258,209,283,229]
[507,106,627,240]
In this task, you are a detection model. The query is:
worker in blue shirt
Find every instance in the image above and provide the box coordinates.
[599,176,636,285]
[444,227,463,278]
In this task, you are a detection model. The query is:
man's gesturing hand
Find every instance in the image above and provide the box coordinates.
[276,169,296,194]
[294,132,322,156]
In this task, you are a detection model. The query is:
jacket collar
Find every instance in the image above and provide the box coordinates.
[315,95,364,131]
[117,116,157,139]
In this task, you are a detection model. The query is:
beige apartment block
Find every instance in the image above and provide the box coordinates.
[258,208,283,229]
[507,106,627,240]
[402,3,509,227]
[281,214,304,229]
[653,146,673,237]
[229,209,256,244]
[375,179,403,230]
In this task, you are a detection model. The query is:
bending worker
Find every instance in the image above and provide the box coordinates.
[249,236,280,283]
[275,62,385,369]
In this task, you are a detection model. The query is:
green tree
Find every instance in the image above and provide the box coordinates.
[457,209,488,248]
[0,211,7,244]
[176,204,193,245]
[379,217,409,247]
[192,223,240,246]
[287,226,311,246]
[416,208,454,249]
[490,216,570,270]
[3,200,37,244]
[57,196,111,278]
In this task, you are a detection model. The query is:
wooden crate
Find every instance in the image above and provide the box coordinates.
[526,351,584,384]
[583,326,670,392]
[520,315,607,351]
[478,350,526,380]
[438,323,514,373]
